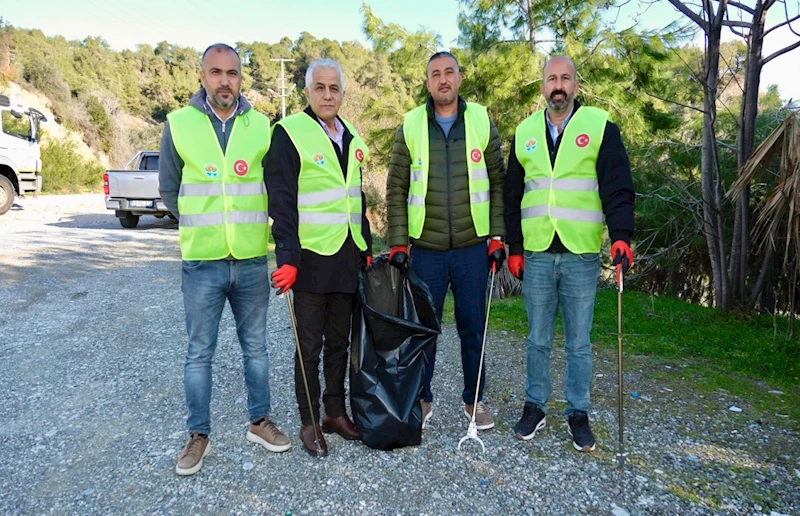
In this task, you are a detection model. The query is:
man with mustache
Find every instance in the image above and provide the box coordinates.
[266,58,372,456]
[160,43,290,476]
[386,51,506,432]
[504,55,635,452]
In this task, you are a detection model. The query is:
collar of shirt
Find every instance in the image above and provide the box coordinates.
[545,105,574,144]
[205,96,239,124]
[318,116,344,152]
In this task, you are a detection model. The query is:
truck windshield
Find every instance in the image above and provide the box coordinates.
[1,110,31,141]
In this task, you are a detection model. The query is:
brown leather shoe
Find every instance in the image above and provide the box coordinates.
[321,413,360,440]
[299,424,328,456]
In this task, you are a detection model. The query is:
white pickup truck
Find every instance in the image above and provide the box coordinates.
[104,150,173,228]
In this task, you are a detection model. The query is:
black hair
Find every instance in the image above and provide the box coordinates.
[427,51,459,72]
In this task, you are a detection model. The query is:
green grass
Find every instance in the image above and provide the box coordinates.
[444,287,800,421]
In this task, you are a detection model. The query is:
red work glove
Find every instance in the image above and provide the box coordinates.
[270,264,298,295]
[389,246,409,271]
[611,241,633,274]
[487,239,506,272]
[508,255,524,280]
[366,256,373,269]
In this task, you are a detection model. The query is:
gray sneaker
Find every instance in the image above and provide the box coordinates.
[464,401,495,430]
[176,432,210,476]
[247,416,291,452]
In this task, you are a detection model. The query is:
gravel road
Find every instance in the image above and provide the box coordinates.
[1,194,798,515]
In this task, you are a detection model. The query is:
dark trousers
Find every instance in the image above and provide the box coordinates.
[410,242,489,404]
[293,291,355,426]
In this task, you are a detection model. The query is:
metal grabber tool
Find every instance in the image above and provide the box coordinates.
[458,265,497,453]
[616,264,626,468]
[285,290,323,456]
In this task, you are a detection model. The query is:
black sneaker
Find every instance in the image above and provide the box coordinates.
[567,412,596,452]
[513,402,546,441]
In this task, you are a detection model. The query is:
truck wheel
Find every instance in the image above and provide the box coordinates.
[119,211,140,228]
[0,175,14,216]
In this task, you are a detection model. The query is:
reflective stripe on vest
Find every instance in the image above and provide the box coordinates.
[168,105,271,261]
[276,113,368,256]
[514,106,608,254]
[402,102,491,239]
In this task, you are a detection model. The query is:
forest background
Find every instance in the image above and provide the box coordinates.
[1,0,800,322]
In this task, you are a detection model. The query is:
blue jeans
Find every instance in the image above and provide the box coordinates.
[181,256,272,435]
[410,242,489,404]
[522,251,600,416]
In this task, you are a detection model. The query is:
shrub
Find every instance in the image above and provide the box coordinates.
[40,137,103,193]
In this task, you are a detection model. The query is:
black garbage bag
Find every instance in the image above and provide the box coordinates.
[350,254,440,450]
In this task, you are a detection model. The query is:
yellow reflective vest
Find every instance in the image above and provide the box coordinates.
[168,105,271,261]
[402,103,491,239]
[276,113,368,256]
[514,106,608,254]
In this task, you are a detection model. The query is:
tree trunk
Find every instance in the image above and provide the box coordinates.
[702,22,729,311]
[730,1,766,308]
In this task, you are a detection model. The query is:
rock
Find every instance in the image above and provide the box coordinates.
[610,504,630,516]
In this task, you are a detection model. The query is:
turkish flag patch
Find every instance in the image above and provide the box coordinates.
[233,159,249,176]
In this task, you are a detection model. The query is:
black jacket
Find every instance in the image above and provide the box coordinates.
[265,106,372,294]
[504,101,635,255]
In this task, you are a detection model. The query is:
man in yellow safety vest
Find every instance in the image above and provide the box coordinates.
[504,55,635,452]
[386,51,507,433]
[159,43,290,476]
[266,58,372,456]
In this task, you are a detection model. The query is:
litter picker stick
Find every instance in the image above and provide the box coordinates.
[458,266,497,453]
[285,291,323,455]
[616,264,625,468]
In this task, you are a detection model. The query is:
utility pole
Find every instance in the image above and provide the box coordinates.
[268,58,295,119]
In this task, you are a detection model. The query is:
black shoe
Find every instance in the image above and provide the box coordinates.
[513,402,546,441]
[567,412,596,452]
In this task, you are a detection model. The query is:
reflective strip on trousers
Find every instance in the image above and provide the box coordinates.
[521,205,604,223]
[524,178,599,193]
[410,170,423,182]
[471,167,488,181]
[179,183,267,197]
[179,211,268,227]
[408,194,425,206]
[471,191,490,203]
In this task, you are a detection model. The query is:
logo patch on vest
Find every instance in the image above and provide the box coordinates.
[312,152,325,166]
[470,149,482,163]
[575,134,590,148]
[204,162,219,178]
[355,148,364,163]
[233,159,249,176]
[416,155,423,167]
[525,138,537,152]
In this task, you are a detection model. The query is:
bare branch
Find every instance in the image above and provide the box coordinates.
[640,88,707,114]
[727,26,748,38]
[728,1,755,15]
[667,0,707,30]
[762,38,800,65]
[763,14,800,37]
[721,19,753,28]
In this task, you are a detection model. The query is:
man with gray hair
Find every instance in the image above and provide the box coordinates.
[266,58,372,456]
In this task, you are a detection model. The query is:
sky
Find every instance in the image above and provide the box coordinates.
[3,0,799,101]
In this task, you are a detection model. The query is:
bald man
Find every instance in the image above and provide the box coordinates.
[160,43,290,476]
[504,56,635,452]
